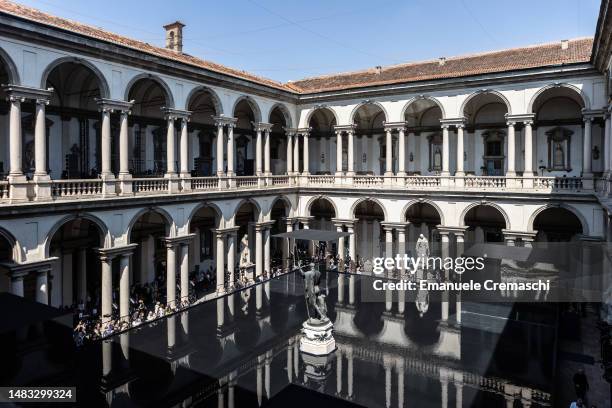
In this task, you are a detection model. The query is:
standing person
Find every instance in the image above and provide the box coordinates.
[569,399,584,408]
[573,369,589,402]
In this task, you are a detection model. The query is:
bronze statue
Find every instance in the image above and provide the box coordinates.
[297,261,328,322]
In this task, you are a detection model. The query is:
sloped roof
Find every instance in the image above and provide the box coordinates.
[0,0,595,95]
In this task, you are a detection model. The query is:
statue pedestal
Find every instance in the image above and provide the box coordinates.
[300,319,335,356]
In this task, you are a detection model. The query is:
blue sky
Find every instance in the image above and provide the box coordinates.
[17,0,602,82]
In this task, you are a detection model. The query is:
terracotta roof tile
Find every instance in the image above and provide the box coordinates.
[288,38,594,93]
[0,1,594,95]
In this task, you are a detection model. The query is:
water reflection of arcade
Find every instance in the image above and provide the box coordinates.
[86,272,552,407]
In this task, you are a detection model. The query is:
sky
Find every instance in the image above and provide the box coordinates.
[16,0,603,83]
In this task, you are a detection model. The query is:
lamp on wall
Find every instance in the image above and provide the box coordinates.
[321,153,325,163]
[409,152,414,162]
[593,146,600,160]
[362,153,367,163]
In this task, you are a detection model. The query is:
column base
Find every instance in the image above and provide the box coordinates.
[100,174,116,197]
[582,173,594,190]
[396,171,406,177]
[454,171,465,177]
[164,173,180,193]
[118,173,133,195]
[33,173,51,201]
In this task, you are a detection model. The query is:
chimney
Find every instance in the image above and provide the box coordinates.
[561,39,569,50]
[375,65,382,74]
[438,57,446,66]
[164,21,185,53]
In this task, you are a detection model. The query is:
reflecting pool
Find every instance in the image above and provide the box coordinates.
[1,271,556,407]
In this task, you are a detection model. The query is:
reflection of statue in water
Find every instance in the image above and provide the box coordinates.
[415,270,432,317]
[298,262,328,322]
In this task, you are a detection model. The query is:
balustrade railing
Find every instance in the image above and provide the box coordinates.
[532,176,583,190]
[463,176,507,189]
[268,175,289,186]
[0,180,8,200]
[307,175,335,185]
[353,175,384,187]
[190,177,218,191]
[51,179,103,198]
[405,176,441,187]
[235,176,258,188]
[132,178,169,194]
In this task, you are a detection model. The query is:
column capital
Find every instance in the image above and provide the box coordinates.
[331,218,357,228]
[0,257,58,277]
[252,122,273,132]
[215,226,240,235]
[436,225,468,235]
[382,121,408,132]
[283,127,298,136]
[4,84,53,103]
[164,234,195,247]
[440,117,466,128]
[581,108,605,120]
[212,115,237,127]
[505,113,535,124]
[501,229,537,241]
[162,107,191,121]
[381,221,410,231]
[255,220,276,231]
[96,98,134,113]
[296,127,312,136]
[97,244,138,260]
[295,216,315,225]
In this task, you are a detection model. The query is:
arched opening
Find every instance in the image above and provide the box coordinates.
[353,199,385,262]
[464,205,507,243]
[189,204,221,293]
[404,202,442,256]
[462,93,510,176]
[48,217,104,310]
[42,61,107,179]
[533,207,583,243]
[269,106,290,175]
[235,201,260,280]
[531,87,589,177]
[352,104,386,175]
[269,198,290,269]
[127,77,172,176]
[129,209,172,306]
[403,99,444,175]
[307,108,337,175]
[0,231,14,293]
[309,197,336,230]
[232,98,260,176]
[187,88,220,176]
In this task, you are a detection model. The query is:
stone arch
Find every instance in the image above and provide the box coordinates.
[44,213,110,258]
[527,203,589,236]
[231,95,262,123]
[184,85,223,115]
[0,47,20,85]
[126,207,176,243]
[459,202,510,229]
[124,73,175,108]
[349,101,389,125]
[40,56,110,98]
[459,90,512,117]
[304,107,339,127]
[527,83,590,113]
[268,195,294,218]
[233,197,263,224]
[186,202,224,231]
[350,197,388,221]
[0,227,21,263]
[305,195,338,218]
[401,199,446,226]
[268,102,293,128]
[400,96,446,120]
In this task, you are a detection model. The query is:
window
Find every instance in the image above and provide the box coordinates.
[482,130,505,176]
[546,127,572,171]
[427,133,443,172]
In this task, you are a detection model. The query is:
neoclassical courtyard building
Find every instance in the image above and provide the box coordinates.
[0,0,611,405]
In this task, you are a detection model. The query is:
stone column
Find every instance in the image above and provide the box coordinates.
[456,124,465,176]
[78,248,87,302]
[440,231,450,320]
[119,110,131,177]
[165,114,177,176]
[407,131,415,173]
[36,269,48,304]
[384,356,392,407]
[8,95,23,179]
[180,243,189,304]
[216,121,225,176]
[398,226,406,275]
[384,226,393,259]
[441,124,450,176]
[264,227,271,277]
[227,122,235,177]
[583,116,593,176]
[293,134,300,174]
[348,224,356,263]
[10,271,25,297]
[100,253,113,321]
[255,124,263,175]
[347,128,355,175]
[397,359,405,408]
[346,347,354,398]
[227,230,236,287]
[337,224,345,264]
[255,224,263,278]
[264,127,271,175]
[605,113,611,175]
[385,126,393,176]
[216,232,225,292]
[398,126,406,176]
[336,129,343,176]
[179,117,190,177]
[524,119,535,177]
[286,131,294,175]
[336,349,343,394]
[302,130,310,175]
[506,120,516,176]
[166,242,177,307]
[33,98,50,181]
[119,253,131,321]
[100,105,113,178]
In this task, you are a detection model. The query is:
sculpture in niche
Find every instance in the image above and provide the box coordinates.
[239,235,252,268]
